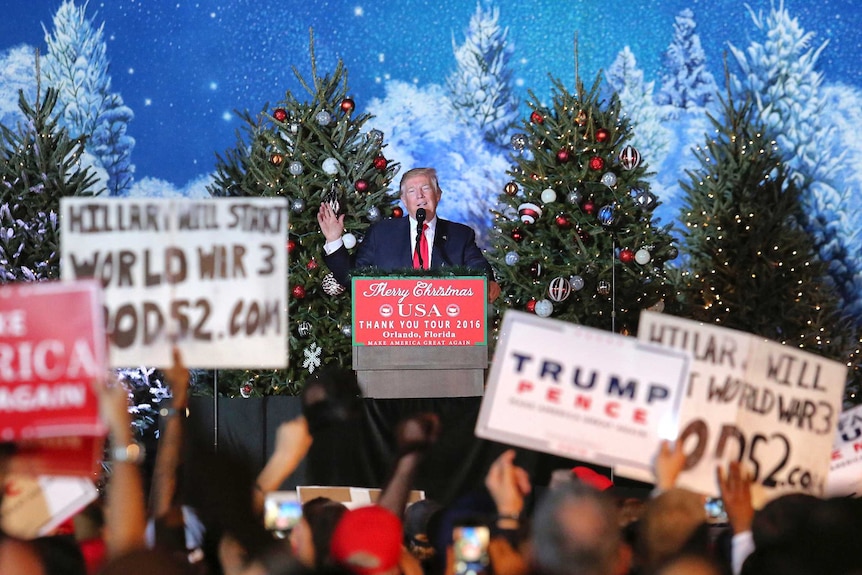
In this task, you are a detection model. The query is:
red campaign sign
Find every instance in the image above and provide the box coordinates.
[0,281,106,441]
[352,277,487,346]
[7,435,105,477]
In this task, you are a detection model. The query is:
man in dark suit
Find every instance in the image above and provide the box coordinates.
[317,167,501,301]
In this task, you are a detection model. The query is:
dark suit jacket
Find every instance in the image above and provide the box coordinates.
[324,217,493,287]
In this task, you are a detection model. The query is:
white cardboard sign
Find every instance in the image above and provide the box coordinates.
[60,198,288,368]
[638,311,846,501]
[826,403,862,497]
[475,311,689,471]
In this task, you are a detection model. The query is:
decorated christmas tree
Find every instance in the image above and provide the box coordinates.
[0,84,97,283]
[208,35,399,396]
[487,75,677,336]
[673,91,861,406]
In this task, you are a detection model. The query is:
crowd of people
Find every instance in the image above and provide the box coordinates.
[1,348,860,575]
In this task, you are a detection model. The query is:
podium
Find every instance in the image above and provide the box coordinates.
[353,345,487,398]
[351,276,489,398]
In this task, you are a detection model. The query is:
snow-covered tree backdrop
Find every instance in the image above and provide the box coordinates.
[1,0,861,402]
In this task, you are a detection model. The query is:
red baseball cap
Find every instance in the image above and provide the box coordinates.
[330,505,403,575]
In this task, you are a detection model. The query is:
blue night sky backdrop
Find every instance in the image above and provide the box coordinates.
[2,0,860,187]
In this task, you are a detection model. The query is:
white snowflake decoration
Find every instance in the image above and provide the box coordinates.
[302,343,322,373]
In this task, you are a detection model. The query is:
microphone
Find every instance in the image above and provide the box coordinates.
[415,208,426,269]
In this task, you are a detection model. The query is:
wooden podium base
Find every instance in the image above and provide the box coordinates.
[352,346,487,398]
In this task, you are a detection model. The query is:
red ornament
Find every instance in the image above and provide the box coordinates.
[556,148,570,163]
[530,173,540,181]
[555,214,571,228]
[595,128,610,143]
[526,299,537,313]
[273,108,287,122]
[530,111,544,124]
[619,248,635,263]
[511,228,524,242]
[392,206,403,218]
[589,156,605,171]
[292,285,306,299]
[287,239,297,253]
[307,258,319,271]
[340,98,355,113]
[373,155,388,171]
[582,200,596,215]
[354,179,369,192]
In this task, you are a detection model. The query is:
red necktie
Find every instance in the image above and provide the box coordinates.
[413,223,429,269]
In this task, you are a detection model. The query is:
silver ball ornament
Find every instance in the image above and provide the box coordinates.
[316,110,332,126]
[510,133,527,151]
[341,325,352,337]
[297,321,313,337]
[567,190,582,204]
[569,275,585,291]
[322,157,340,175]
[540,188,557,203]
[288,161,304,176]
[534,299,554,318]
[291,198,305,212]
[342,233,357,249]
[601,172,618,188]
[367,206,381,222]
[635,248,652,265]
[322,273,346,296]
[505,251,520,266]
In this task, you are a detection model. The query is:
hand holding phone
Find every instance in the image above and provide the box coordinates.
[264,491,303,532]
[453,524,490,575]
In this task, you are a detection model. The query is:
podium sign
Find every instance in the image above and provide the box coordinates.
[351,277,487,347]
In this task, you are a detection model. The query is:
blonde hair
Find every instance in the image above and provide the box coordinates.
[400,167,441,195]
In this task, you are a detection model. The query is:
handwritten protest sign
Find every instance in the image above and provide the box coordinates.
[826,403,862,497]
[475,311,688,471]
[0,281,105,442]
[638,311,846,501]
[60,198,288,368]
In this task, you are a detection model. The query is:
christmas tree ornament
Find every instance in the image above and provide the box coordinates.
[577,226,593,245]
[635,248,651,265]
[530,111,544,124]
[504,181,519,196]
[525,299,537,313]
[340,97,355,112]
[322,157,340,175]
[287,239,297,254]
[291,198,305,212]
[322,273,346,296]
[298,321,312,337]
[392,206,403,218]
[315,110,332,126]
[589,156,605,171]
[367,129,384,144]
[323,187,341,214]
[511,228,524,242]
[555,214,571,228]
[598,204,616,226]
[596,280,611,296]
[529,260,543,278]
[273,108,287,122]
[535,299,554,317]
[619,145,641,170]
[667,246,679,260]
[556,148,570,163]
[292,285,307,299]
[367,206,381,222]
[547,276,571,302]
[289,122,300,134]
[518,202,543,224]
[341,325,352,337]
[619,248,634,263]
[354,179,369,192]
[342,233,357,249]
[510,133,527,151]
[601,172,618,188]
[540,187,557,203]
[575,110,588,126]
[567,189,582,204]
[595,128,610,143]
[270,153,284,166]
[582,200,596,215]
[307,258,318,271]
[240,382,253,398]
[289,161,304,175]
[505,251,520,266]
[569,275,585,291]
[631,188,658,210]
[373,155,387,170]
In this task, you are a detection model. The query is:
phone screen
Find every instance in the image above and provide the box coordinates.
[264,492,303,532]
[704,497,728,524]
[453,525,490,575]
